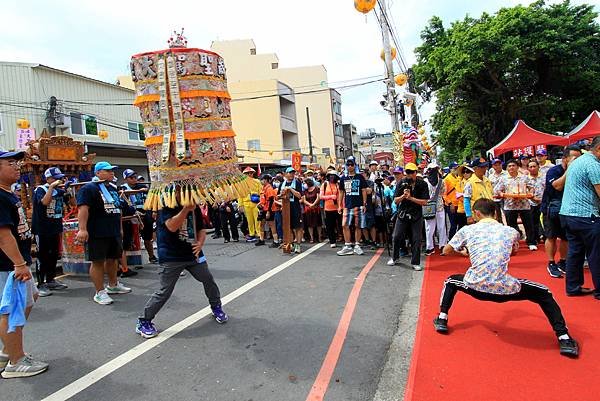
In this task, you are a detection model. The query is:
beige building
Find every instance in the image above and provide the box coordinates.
[210,39,340,167]
[0,62,149,176]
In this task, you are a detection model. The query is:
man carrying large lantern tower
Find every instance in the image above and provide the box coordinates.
[129,30,254,337]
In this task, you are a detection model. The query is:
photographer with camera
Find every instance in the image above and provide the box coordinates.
[387,163,429,270]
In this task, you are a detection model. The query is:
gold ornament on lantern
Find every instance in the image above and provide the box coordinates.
[16,119,30,129]
[380,47,397,61]
[418,127,425,135]
[394,73,408,86]
[98,130,109,140]
[354,0,377,14]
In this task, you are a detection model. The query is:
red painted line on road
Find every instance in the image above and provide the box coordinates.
[305,248,384,401]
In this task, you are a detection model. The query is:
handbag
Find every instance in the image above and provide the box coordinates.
[250,193,260,204]
[423,181,442,220]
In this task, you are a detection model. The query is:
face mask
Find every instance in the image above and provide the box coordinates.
[273,182,280,188]
[302,183,308,191]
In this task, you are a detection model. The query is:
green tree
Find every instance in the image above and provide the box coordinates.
[413,1,600,160]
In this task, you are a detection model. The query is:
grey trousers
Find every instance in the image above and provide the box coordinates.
[142,261,221,321]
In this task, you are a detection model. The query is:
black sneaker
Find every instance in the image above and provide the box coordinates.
[121,269,138,278]
[224,239,230,243]
[425,249,435,256]
[148,257,159,264]
[255,239,265,246]
[433,317,448,333]
[211,233,222,239]
[558,337,579,357]
[557,260,567,274]
[269,241,280,248]
[547,262,563,278]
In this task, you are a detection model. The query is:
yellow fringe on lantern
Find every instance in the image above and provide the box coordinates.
[134,90,231,105]
[144,130,236,146]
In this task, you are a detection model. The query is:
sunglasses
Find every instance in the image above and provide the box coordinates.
[405,170,416,174]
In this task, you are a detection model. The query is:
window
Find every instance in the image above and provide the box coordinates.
[322,147,330,156]
[0,112,3,134]
[250,48,256,55]
[70,112,97,135]
[128,122,145,141]
[271,63,278,69]
[247,139,261,151]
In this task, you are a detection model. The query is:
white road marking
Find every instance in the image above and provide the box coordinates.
[41,242,325,401]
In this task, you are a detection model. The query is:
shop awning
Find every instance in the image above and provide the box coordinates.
[488,120,569,157]
[565,110,600,143]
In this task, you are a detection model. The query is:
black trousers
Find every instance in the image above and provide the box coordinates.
[210,207,221,235]
[446,205,458,240]
[455,212,467,233]
[504,209,535,245]
[37,234,61,284]
[531,205,542,242]
[324,211,339,244]
[392,216,423,265]
[220,210,238,241]
[440,274,568,336]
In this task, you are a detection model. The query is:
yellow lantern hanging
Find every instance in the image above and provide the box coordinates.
[394,73,408,86]
[98,130,109,140]
[354,0,376,14]
[418,127,425,135]
[16,119,30,129]
[380,47,397,61]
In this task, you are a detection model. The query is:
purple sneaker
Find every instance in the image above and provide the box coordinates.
[212,306,229,324]
[136,319,158,338]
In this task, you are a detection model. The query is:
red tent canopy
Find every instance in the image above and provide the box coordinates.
[566,110,600,143]
[488,120,569,157]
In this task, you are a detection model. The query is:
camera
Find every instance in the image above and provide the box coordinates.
[397,179,412,193]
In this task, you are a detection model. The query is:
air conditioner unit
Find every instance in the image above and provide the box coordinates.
[55,114,71,129]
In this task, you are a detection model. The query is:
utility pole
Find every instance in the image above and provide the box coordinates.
[378,0,402,165]
[306,107,314,163]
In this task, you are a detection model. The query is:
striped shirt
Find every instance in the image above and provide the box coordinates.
[560,152,600,217]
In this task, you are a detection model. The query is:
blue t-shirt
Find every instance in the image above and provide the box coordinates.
[120,183,147,212]
[339,173,367,209]
[560,152,600,217]
[76,182,122,238]
[540,164,564,211]
[157,206,206,264]
[0,189,32,271]
[32,185,65,236]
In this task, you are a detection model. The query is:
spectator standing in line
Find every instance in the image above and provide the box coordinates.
[368,160,380,181]
[32,167,68,296]
[218,200,239,243]
[559,136,600,298]
[541,145,582,278]
[0,150,49,378]
[454,165,471,232]
[494,159,538,251]
[526,159,545,244]
[278,167,304,254]
[321,169,340,248]
[486,159,507,223]
[337,156,368,256]
[518,155,530,176]
[423,163,447,256]
[387,163,429,270]
[536,149,555,177]
[463,158,495,225]
[302,178,321,243]
[443,162,461,239]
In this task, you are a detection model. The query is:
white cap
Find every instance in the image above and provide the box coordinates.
[369,160,379,166]
[427,162,439,169]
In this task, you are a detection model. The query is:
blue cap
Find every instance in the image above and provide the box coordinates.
[448,162,459,169]
[0,150,25,160]
[519,154,530,160]
[345,155,356,165]
[122,168,136,179]
[44,167,65,180]
[285,167,296,173]
[536,149,547,156]
[94,161,119,173]
[470,158,489,168]
[492,158,502,164]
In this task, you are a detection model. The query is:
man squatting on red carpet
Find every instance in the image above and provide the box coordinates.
[433,198,579,357]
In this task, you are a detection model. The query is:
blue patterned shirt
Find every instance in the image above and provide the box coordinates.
[448,219,521,295]
[560,152,600,217]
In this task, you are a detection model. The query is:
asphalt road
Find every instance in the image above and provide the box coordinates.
[1,238,418,401]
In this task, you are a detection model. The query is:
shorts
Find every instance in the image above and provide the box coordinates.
[86,236,123,261]
[545,214,567,240]
[342,207,366,229]
[141,212,155,241]
[0,267,38,309]
[290,205,303,230]
[362,211,375,229]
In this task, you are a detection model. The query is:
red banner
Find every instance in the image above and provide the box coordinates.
[291,152,302,172]
[512,144,546,158]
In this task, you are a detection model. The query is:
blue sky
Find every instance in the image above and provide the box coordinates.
[1,0,597,136]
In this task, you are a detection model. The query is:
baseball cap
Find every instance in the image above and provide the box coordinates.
[519,154,530,160]
[392,166,404,174]
[94,161,118,173]
[305,169,314,175]
[137,175,145,181]
[492,158,502,165]
[470,158,489,168]
[0,150,25,160]
[123,168,136,179]
[536,149,547,156]
[369,160,378,166]
[260,173,272,181]
[285,167,296,173]
[44,167,65,180]
[345,156,356,165]
[405,162,418,172]
[448,162,459,169]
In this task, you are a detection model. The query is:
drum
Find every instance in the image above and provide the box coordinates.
[61,219,91,275]
[125,218,143,267]
[130,32,251,210]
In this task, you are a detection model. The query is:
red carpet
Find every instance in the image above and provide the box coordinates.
[404,246,598,401]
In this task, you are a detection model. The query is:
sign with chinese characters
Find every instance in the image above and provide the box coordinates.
[16,128,36,150]
[291,152,302,172]
[512,144,546,158]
